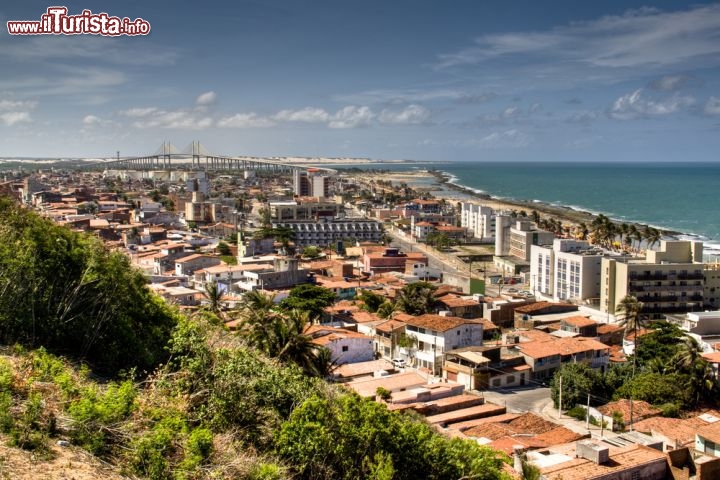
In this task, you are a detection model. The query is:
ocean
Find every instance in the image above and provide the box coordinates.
[332,161,720,257]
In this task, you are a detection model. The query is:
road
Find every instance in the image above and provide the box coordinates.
[481,386,553,416]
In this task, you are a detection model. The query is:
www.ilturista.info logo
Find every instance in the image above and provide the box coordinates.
[7,7,150,36]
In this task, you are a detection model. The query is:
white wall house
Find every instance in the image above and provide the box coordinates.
[394,313,483,375]
[306,326,374,365]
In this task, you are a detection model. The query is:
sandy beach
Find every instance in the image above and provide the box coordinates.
[363,170,602,230]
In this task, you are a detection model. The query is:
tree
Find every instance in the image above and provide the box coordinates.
[216,241,232,256]
[280,284,337,321]
[276,393,509,480]
[203,280,224,320]
[358,290,386,313]
[0,198,178,376]
[302,246,322,259]
[615,295,647,358]
[550,363,604,410]
[394,281,438,316]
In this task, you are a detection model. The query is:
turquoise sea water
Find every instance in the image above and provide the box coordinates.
[333,161,720,253]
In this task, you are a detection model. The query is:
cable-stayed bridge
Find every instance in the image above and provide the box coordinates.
[80,141,336,174]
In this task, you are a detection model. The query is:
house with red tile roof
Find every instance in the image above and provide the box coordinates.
[362,247,429,276]
[393,312,484,375]
[305,325,374,365]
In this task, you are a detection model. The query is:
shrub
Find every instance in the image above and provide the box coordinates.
[658,402,681,418]
[67,380,137,454]
[566,406,587,421]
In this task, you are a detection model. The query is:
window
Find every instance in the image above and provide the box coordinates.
[341,346,349,352]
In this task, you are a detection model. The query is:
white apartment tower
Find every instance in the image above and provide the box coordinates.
[461,203,496,241]
[530,239,604,303]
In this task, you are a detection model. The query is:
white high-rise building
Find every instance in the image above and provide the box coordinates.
[461,203,496,241]
[530,239,604,303]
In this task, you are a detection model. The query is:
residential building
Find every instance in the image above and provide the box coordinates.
[601,240,705,317]
[274,218,383,248]
[394,312,484,375]
[511,332,610,380]
[234,257,310,292]
[293,168,329,197]
[508,221,555,261]
[538,442,669,480]
[461,203,496,241]
[443,344,530,390]
[530,239,608,303]
[268,197,342,220]
[559,315,599,337]
[696,421,720,456]
[362,247,428,276]
[175,254,223,277]
[305,325,374,365]
[374,318,407,360]
[435,294,483,318]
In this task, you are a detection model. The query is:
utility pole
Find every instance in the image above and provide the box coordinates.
[586,393,591,430]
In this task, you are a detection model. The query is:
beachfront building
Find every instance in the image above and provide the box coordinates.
[704,262,720,311]
[530,239,605,303]
[600,240,705,318]
[461,203,496,241]
[508,221,556,261]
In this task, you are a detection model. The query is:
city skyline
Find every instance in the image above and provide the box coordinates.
[2,0,720,161]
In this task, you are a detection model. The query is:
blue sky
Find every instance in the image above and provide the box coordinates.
[2,0,720,161]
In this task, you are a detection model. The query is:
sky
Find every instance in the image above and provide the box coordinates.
[2,0,720,161]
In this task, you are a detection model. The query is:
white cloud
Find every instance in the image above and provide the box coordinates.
[217,113,275,128]
[610,88,695,119]
[1,112,31,126]
[0,99,37,111]
[83,115,102,125]
[328,106,374,129]
[437,4,720,72]
[119,107,161,118]
[131,110,213,130]
[704,96,720,115]
[468,129,530,149]
[196,91,217,106]
[273,107,331,123]
[379,104,431,125]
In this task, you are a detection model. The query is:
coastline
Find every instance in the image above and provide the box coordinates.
[363,169,683,239]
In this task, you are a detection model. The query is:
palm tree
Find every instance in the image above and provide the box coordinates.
[575,222,589,240]
[530,210,540,224]
[394,281,438,316]
[618,223,629,249]
[203,280,224,320]
[673,335,718,404]
[616,295,646,357]
[645,227,662,251]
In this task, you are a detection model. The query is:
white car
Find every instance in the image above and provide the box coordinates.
[392,358,406,368]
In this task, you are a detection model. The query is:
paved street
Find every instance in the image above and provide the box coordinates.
[481,386,553,416]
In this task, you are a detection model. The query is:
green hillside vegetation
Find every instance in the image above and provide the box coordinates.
[0,197,178,375]
[0,199,511,480]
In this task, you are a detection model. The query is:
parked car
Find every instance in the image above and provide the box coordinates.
[392,358,406,368]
